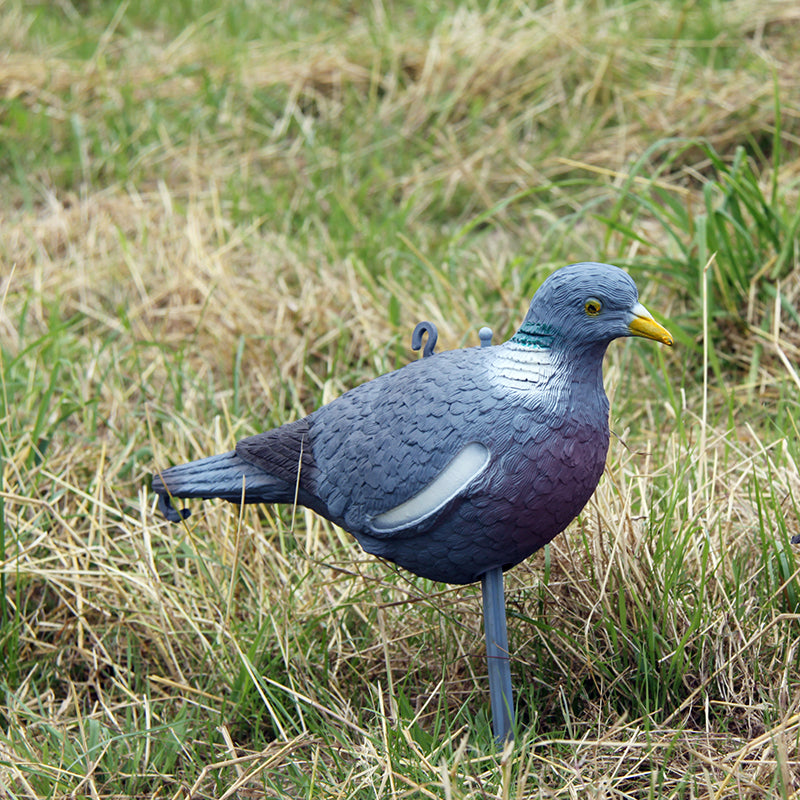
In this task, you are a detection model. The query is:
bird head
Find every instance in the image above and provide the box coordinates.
[511,262,673,354]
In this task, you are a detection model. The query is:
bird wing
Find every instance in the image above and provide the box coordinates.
[236,417,314,489]
[303,346,515,538]
[236,346,503,536]
[236,345,566,541]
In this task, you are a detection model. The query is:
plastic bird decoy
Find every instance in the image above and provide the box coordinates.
[152,262,673,743]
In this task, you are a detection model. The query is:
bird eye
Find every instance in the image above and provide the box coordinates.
[584,298,602,316]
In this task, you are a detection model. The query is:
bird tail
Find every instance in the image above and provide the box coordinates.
[152,450,293,522]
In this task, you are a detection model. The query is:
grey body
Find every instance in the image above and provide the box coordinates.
[153,262,671,585]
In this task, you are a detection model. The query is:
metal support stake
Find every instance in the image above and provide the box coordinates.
[482,566,514,744]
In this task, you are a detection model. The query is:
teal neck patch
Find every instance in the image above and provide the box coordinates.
[510,320,556,348]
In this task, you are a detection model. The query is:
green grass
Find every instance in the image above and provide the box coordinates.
[2,0,800,797]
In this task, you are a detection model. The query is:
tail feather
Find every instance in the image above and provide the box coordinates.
[152,450,294,522]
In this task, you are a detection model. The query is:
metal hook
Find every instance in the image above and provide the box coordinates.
[412,321,438,358]
[157,490,191,522]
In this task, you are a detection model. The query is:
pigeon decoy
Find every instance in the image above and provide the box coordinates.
[152,262,673,741]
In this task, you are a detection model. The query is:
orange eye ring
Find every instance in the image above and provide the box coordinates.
[584,298,602,316]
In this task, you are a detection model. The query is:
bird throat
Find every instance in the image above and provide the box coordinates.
[510,320,556,349]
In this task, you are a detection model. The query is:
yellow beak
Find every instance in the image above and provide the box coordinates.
[628,303,673,346]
